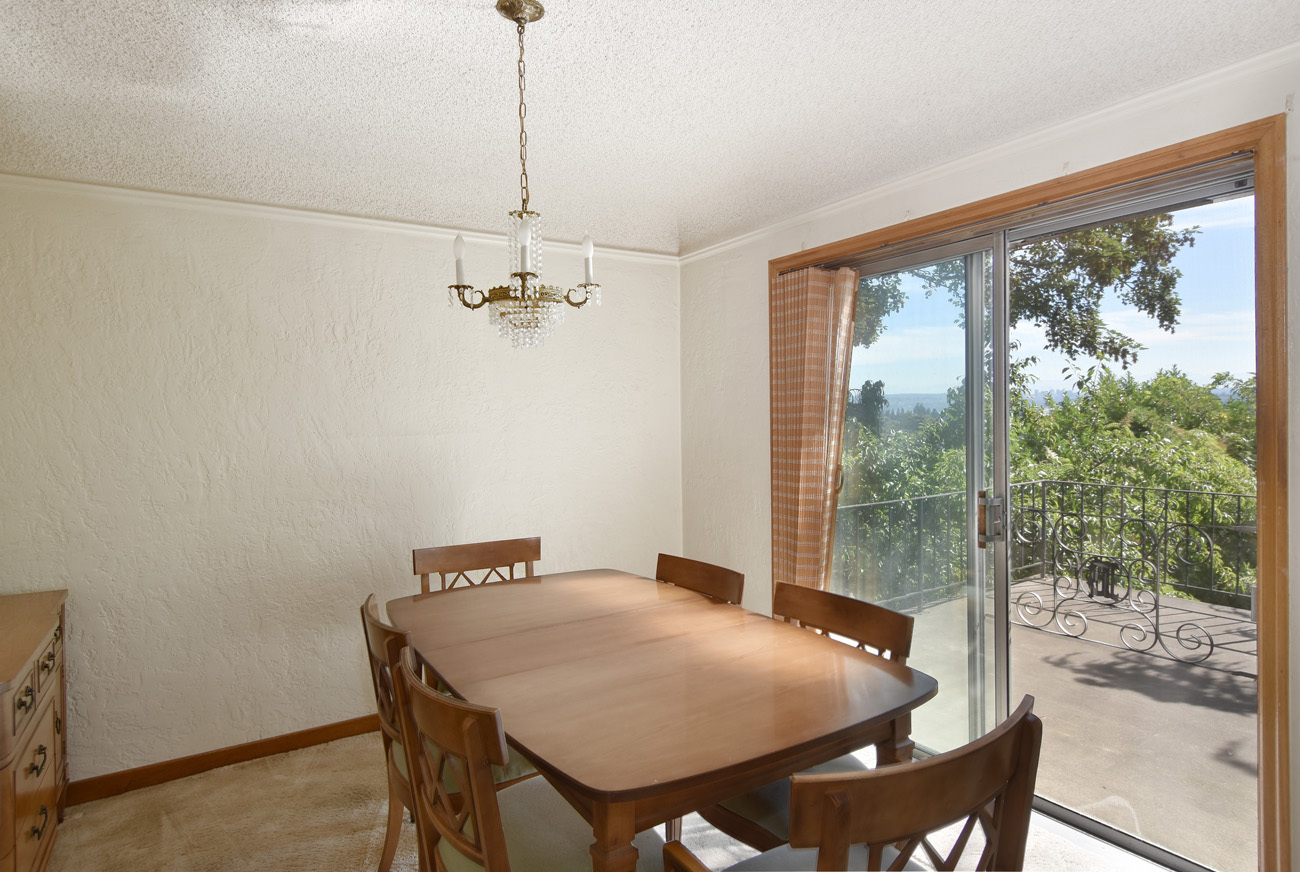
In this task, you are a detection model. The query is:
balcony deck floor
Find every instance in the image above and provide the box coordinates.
[998,578,1258,872]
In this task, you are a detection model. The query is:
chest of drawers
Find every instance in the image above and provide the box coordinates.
[0,591,67,872]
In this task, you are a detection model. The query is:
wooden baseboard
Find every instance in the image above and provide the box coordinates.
[66,714,379,807]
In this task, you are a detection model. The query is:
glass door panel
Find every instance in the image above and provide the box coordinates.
[829,239,996,753]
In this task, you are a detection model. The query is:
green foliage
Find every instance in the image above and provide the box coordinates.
[1010,215,1197,367]
[1012,367,1255,495]
[838,367,1258,607]
[850,365,1258,506]
[846,379,887,435]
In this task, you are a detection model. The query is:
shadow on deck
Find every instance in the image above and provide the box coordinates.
[1006,579,1257,872]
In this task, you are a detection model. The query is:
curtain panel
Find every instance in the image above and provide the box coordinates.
[770,266,859,591]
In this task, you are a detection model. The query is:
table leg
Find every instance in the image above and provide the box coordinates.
[877,713,915,765]
[590,800,640,872]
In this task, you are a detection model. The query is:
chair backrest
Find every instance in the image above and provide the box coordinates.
[655,553,744,604]
[788,696,1042,871]
[413,536,541,594]
[360,594,409,751]
[772,582,913,665]
[395,646,513,871]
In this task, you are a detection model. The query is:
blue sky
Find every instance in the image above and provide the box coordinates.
[847,196,1256,396]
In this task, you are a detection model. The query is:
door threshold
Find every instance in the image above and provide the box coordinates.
[1032,799,1215,872]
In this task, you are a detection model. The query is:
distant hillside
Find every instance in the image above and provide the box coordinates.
[870,388,1237,414]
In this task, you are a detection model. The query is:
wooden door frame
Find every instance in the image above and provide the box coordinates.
[770,115,1289,871]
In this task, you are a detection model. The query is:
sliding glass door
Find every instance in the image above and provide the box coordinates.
[825,158,1260,870]
[828,237,1005,752]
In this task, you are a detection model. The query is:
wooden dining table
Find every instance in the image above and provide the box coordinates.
[386,568,938,872]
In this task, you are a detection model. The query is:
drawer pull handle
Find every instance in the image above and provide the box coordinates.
[55,714,63,735]
[15,686,35,712]
[54,625,62,642]
[41,650,56,672]
[30,805,49,841]
[29,744,48,778]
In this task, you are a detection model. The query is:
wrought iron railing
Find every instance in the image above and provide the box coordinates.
[1009,480,1256,609]
[830,480,1257,670]
[831,489,969,612]
[1009,480,1255,668]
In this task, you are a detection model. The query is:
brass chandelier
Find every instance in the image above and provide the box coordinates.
[449,0,600,349]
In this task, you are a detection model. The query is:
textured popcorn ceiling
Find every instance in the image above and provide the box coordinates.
[3,1,1299,255]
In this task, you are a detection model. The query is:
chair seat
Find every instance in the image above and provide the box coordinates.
[434,775,666,872]
[392,737,535,790]
[717,752,870,842]
[724,844,915,871]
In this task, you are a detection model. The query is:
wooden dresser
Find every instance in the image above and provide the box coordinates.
[0,592,67,872]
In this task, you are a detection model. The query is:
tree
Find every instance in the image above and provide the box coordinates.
[853,213,1198,371]
[1011,214,1197,368]
[1012,367,1256,493]
[846,379,888,434]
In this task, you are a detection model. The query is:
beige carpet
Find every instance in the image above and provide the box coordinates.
[47,733,759,872]
[48,732,1162,871]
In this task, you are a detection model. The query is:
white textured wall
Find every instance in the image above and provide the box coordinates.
[680,47,1299,859]
[0,178,681,780]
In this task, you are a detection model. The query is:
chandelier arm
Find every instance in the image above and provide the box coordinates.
[564,287,592,308]
[452,286,488,310]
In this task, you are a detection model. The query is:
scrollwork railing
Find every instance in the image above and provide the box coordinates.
[1010,480,1254,672]
[831,480,1256,674]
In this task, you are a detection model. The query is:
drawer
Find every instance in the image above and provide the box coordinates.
[15,705,56,797]
[33,640,57,697]
[9,668,35,738]
[13,772,55,872]
[13,705,56,872]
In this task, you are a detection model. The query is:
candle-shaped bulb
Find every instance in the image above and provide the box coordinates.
[518,217,533,274]
[582,232,595,285]
[453,233,465,285]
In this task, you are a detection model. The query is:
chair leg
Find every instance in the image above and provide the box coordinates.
[665,816,682,841]
[379,780,404,872]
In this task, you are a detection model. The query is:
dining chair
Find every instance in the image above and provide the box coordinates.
[413,536,541,594]
[654,552,745,842]
[665,696,1042,872]
[360,594,415,872]
[695,582,914,851]
[655,553,744,604]
[393,646,667,871]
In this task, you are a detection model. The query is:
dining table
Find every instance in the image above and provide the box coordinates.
[386,568,938,872]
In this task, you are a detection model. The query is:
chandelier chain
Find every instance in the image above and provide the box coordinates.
[517,21,529,212]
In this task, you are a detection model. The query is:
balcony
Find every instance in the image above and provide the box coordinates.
[831,480,1257,872]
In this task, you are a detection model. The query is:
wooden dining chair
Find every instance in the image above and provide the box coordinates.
[655,553,744,604]
[695,583,915,851]
[393,646,667,871]
[360,594,415,872]
[665,696,1042,872]
[654,552,745,842]
[413,536,541,594]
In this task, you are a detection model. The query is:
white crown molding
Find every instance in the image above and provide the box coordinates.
[0,172,680,265]
[680,40,1300,266]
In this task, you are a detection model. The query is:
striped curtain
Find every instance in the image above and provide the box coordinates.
[770,266,859,591]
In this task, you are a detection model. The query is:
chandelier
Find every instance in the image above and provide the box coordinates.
[449,0,600,349]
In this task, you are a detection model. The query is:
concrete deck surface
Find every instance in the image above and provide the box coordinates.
[896,586,1256,872]
[1012,621,1256,872]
